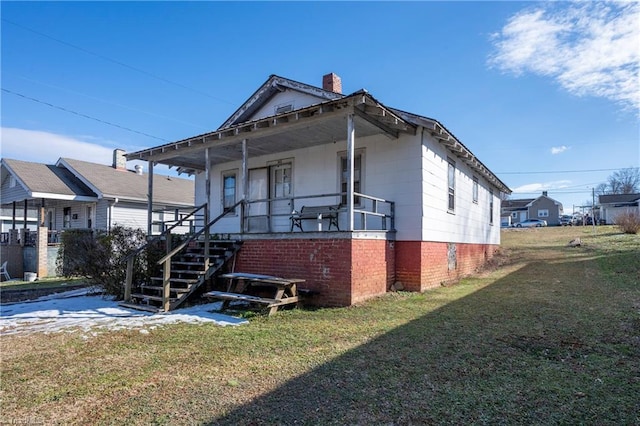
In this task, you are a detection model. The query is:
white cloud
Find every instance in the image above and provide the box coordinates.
[551,145,570,154]
[488,1,640,113]
[0,127,185,177]
[513,180,573,193]
[0,127,116,164]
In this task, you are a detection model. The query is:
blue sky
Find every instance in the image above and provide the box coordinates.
[1,1,638,213]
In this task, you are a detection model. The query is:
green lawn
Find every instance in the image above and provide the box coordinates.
[1,226,638,425]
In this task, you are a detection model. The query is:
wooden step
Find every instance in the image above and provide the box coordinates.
[140,286,191,294]
[119,302,161,313]
[150,277,199,284]
[169,269,205,275]
[131,293,178,302]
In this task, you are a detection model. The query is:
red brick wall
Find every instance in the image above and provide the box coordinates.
[235,238,395,307]
[235,238,496,307]
[396,241,498,292]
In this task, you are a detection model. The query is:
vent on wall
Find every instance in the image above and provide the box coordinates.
[275,103,293,115]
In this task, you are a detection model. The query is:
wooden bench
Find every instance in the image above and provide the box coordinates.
[290,205,340,231]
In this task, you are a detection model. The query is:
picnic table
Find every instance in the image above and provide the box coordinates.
[205,272,305,316]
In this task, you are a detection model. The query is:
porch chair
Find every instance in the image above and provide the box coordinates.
[1,261,10,281]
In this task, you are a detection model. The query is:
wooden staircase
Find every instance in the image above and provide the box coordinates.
[120,239,242,312]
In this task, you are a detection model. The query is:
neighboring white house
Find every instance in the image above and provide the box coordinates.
[599,193,640,224]
[0,151,195,278]
[127,73,511,306]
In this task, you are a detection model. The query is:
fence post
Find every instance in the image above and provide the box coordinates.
[124,257,133,302]
[162,259,171,312]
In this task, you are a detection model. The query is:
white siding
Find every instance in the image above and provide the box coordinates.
[111,203,149,231]
[195,125,502,245]
[250,89,326,121]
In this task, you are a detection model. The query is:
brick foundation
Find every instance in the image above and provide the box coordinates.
[235,237,496,307]
[395,241,497,292]
[235,237,394,307]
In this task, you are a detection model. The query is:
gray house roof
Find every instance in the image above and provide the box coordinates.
[1,158,97,201]
[599,193,640,205]
[59,158,194,206]
[1,157,194,207]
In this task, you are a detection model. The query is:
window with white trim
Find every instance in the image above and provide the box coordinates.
[447,158,456,212]
[472,177,479,204]
[222,170,238,214]
[538,209,549,217]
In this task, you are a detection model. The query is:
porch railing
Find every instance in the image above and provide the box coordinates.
[239,192,395,233]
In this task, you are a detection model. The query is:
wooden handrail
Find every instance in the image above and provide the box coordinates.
[123,203,207,262]
[156,199,245,265]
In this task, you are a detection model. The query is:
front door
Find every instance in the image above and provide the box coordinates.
[247,168,269,232]
[270,162,292,230]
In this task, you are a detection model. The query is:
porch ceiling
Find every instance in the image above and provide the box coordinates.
[127,92,417,173]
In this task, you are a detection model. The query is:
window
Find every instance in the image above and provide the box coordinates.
[63,207,71,228]
[222,171,237,214]
[489,189,494,224]
[339,150,363,206]
[472,177,479,203]
[86,205,93,229]
[511,212,518,218]
[448,158,456,212]
[538,209,549,218]
[9,176,16,188]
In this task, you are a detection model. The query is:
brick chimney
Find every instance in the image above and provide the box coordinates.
[113,149,126,170]
[322,73,342,94]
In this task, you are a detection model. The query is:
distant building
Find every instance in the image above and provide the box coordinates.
[501,191,564,226]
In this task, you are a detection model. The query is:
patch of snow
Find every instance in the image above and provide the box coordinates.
[0,290,248,336]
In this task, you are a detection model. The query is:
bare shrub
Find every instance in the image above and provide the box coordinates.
[614,210,640,234]
[56,226,163,298]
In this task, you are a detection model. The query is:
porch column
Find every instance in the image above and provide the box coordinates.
[147,161,154,236]
[205,147,211,225]
[241,139,248,232]
[12,201,16,229]
[347,113,355,231]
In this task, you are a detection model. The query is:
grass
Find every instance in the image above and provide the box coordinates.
[0,276,85,291]
[1,226,638,425]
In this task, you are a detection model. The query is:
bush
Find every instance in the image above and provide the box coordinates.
[56,226,163,298]
[614,210,640,234]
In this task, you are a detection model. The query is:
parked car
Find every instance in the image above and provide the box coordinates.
[515,219,548,228]
[559,215,573,226]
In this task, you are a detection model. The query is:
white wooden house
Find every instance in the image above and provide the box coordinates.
[127,73,511,307]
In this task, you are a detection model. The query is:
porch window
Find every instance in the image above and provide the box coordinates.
[339,150,363,206]
[472,177,479,203]
[448,158,455,212]
[222,170,237,214]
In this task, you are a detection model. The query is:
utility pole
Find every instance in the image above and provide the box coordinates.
[592,187,596,232]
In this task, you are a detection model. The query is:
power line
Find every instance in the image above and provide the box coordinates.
[2,88,170,142]
[9,72,210,130]
[497,168,624,175]
[2,18,234,105]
